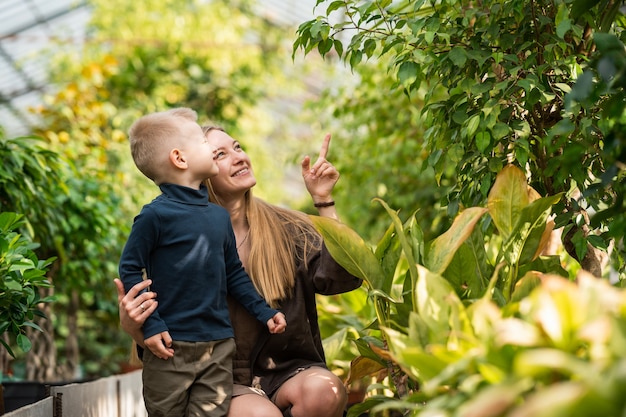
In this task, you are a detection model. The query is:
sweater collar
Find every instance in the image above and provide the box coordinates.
[159,183,209,206]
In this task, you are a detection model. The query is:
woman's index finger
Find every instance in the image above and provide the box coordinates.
[318,133,331,160]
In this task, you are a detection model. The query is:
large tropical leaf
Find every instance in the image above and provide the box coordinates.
[426,207,488,274]
[310,215,387,292]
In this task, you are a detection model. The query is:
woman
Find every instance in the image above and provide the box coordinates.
[115,128,362,417]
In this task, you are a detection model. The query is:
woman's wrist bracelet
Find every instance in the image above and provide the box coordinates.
[314,200,335,208]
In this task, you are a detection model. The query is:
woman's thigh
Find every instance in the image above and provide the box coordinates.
[273,366,347,416]
[227,393,283,417]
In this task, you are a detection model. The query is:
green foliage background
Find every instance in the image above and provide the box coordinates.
[295,0,626,278]
[2,3,626,408]
[1,0,348,380]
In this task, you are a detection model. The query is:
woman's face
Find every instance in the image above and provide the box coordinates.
[205,129,256,198]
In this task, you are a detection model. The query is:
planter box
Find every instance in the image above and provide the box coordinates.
[2,382,47,413]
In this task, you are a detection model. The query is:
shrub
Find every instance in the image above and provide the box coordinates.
[0,212,55,358]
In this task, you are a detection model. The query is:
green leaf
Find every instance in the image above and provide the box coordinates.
[363,39,377,58]
[382,326,448,382]
[374,222,402,279]
[457,380,532,417]
[510,381,602,417]
[0,212,23,232]
[22,321,44,332]
[426,207,488,274]
[398,61,418,85]
[555,3,572,39]
[415,264,467,342]
[16,333,32,353]
[349,49,363,69]
[310,19,324,38]
[571,0,600,20]
[514,348,592,378]
[353,337,387,365]
[318,38,333,55]
[508,194,562,266]
[309,215,386,292]
[322,327,347,363]
[593,32,625,53]
[487,165,530,240]
[548,119,575,137]
[491,122,510,140]
[9,259,36,272]
[466,115,481,139]
[333,39,344,57]
[444,228,491,299]
[448,46,467,67]
[587,234,607,250]
[0,339,16,358]
[326,0,345,14]
[4,279,23,291]
[407,213,425,265]
[510,271,542,303]
[568,70,594,102]
[527,88,541,105]
[374,199,419,307]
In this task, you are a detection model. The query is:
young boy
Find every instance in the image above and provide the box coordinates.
[118,108,286,417]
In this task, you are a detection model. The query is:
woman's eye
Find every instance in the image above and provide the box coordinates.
[215,151,225,158]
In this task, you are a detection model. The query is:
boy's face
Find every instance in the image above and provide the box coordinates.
[182,120,219,180]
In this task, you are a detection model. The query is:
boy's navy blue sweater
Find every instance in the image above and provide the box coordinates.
[118,183,278,342]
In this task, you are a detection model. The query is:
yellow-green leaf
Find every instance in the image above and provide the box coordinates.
[426,207,488,274]
[488,165,531,240]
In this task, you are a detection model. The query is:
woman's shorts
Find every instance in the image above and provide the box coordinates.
[232,384,269,398]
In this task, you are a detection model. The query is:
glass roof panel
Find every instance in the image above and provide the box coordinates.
[0,0,318,138]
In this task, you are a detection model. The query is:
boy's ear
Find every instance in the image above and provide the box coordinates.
[169,148,188,169]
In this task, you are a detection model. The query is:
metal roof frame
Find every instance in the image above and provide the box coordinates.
[0,0,91,137]
[0,0,319,138]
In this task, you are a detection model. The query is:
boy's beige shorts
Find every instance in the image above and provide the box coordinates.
[142,338,235,417]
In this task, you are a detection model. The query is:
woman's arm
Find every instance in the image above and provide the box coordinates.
[301,133,363,293]
[115,278,174,360]
[312,243,363,295]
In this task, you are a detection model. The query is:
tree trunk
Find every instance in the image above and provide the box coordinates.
[25,287,57,382]
[1,334,10,378]
[1,333,8,416]
[563,223,605,278]
[63,290,80,380]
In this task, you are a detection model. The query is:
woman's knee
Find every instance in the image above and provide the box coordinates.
[227,394,283,417]
[294,369,347,413]
[310,373,345,399]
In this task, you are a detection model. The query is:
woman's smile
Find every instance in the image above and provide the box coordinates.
[232,167,249,177]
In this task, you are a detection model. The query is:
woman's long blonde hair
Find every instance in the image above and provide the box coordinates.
[207,182,321,307]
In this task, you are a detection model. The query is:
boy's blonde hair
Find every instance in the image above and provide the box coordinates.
[128,107,198,182]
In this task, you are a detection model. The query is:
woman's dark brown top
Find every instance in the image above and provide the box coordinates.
[228,234,362,397]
